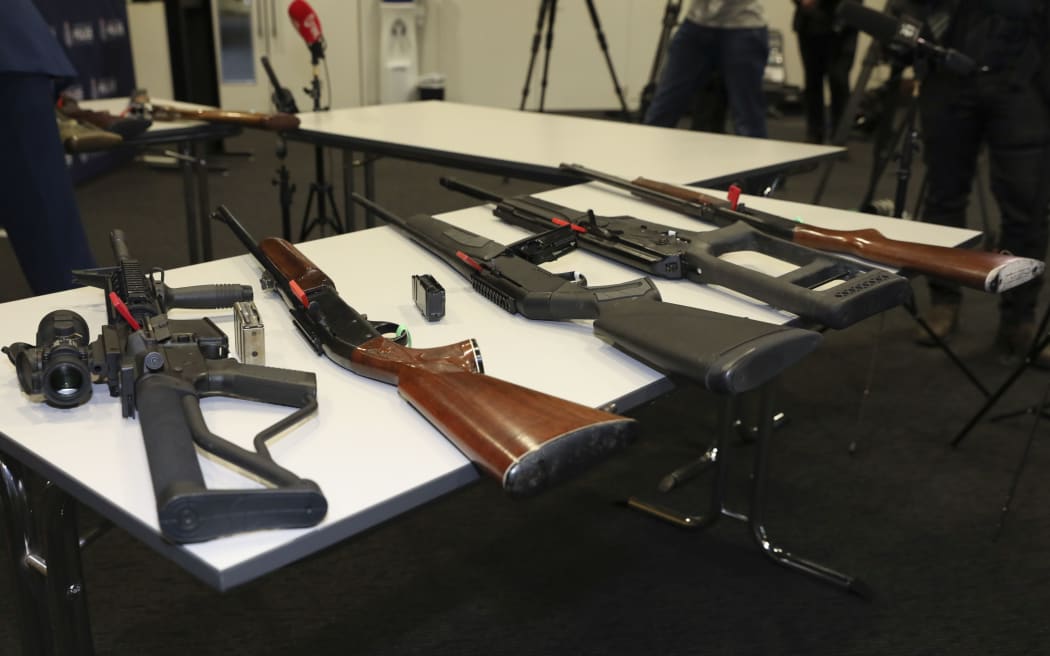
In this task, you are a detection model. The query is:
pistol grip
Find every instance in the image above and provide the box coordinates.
[199,358,317,407]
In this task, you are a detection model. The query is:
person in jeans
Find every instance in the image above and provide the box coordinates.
[792,0,858,143]
[643,0,769,138]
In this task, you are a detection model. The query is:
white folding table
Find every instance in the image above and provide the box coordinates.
[288,101,845,232]
[0,183,979,653]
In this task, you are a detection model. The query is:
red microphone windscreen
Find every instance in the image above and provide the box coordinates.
[288,0,323,45]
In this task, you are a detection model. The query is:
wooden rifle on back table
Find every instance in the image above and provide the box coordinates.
[561,163,1045,295]
[128,90,300,131]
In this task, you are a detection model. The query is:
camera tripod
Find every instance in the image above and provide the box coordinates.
[519,0,631,120]
[260,54,343,241]
[262,56,298,242]
[298,53,344,240]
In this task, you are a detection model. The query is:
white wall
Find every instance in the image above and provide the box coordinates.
[126,1,174,99]
[126,0,815,111]
[360,0,805,109]
[765,1,802,88]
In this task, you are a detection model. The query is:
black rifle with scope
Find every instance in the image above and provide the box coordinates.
[3,230,326,543]
[347,193,823,396]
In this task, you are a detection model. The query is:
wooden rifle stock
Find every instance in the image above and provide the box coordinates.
[149,103,300,131]
[361,342,633,493]
[246,229,635,496]
[632,177,1045,294]
[259,237,335,292]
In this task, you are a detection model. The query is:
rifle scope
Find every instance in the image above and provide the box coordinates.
[4,310,94,408]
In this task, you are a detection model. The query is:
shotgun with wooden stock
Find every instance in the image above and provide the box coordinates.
[212,206,635,497]
[561,163,1045,294]
[347,193,822,396]
[438,176,910,330]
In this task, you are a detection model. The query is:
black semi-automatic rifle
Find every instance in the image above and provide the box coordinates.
[347,193,822,396]
[439,176,912,329]
[213,206,636,497]
[3,231,325,543]
[562,163,1046,294]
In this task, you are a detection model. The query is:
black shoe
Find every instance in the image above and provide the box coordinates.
[915,303,960,346]
[996,320,1050,368]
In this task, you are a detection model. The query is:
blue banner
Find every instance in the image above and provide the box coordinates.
[35,0,137,183]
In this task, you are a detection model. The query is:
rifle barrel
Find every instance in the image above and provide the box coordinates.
[212,206,290,292]
[348,193,403,227]
[561,163,797,239]
[439,177,503,203]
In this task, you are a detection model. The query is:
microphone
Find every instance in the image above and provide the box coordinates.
[288,0,326,61]
[837,3,976,75]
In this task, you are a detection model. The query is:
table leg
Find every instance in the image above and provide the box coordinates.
[626,385,868,597]
[364,157,376,228]
[193,141,213,262]
[178,143,201,264]
[0,456,94,655]
[747,386,870,598]
[342,149,361,232]
[626,395,739,528]
[1,458,48,655]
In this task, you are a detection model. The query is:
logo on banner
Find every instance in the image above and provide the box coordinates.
[90,78,119,98]
[62,21,96,47]
[98,18,127,42]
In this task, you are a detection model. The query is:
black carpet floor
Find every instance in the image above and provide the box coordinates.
[1,111,1049,655]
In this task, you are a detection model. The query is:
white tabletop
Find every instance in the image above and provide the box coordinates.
[0,186,979,591]
[293,101,844,186]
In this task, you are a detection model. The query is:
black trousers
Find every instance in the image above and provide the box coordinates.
[919,70,1050,322]
[797,30,857,143]
[0,74,96,295]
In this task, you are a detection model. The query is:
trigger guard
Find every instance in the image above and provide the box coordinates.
[370,320,410,345]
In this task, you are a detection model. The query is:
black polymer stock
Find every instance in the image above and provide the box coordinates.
[5,230,326,543]
[439,175,912,330]
[348,193,822,396]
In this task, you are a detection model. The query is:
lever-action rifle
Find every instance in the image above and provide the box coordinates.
[128,89,300,132]
[213,206,636,497]
[439,176,910,330]
[3,231,325,543]
[348,193,822,395]
[563,163,1046,294]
